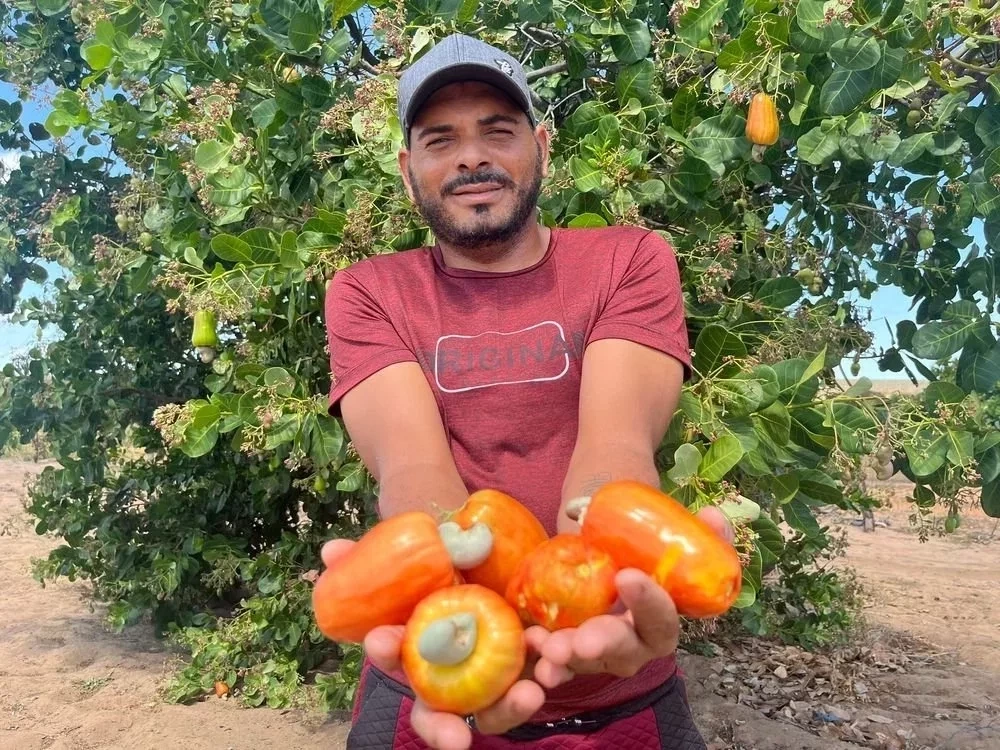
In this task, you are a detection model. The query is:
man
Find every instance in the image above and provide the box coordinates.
[320,33,732,750]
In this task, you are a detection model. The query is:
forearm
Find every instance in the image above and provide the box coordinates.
[373,459,470,519]
[557,439,660,534]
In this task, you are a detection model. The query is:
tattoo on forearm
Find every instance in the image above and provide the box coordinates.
[578,472,613,496]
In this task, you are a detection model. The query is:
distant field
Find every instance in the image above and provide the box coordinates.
[836,377,927,396]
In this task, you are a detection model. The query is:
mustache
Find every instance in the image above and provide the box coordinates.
[442,170,515,196]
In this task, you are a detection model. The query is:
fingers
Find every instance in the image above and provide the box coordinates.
[363,624,405,674]
[536,614,641,679]
[320,538,355,568]
[533,657,575,689]
[408,680,546,748]
[410,699,473,750]
[472,678,547,735]
[613,568,679,660]
[696,506,735,545]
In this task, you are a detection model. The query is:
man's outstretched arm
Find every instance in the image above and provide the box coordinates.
[339,361,470,518]
[557,337,686,534]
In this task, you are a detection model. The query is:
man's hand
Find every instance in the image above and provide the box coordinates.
[532,506,734,689]
[320,539,547,750]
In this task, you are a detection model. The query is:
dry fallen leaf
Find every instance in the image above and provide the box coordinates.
[214,681,229,698]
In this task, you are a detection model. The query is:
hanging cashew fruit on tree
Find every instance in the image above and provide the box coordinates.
[744,91,780,146]
[190,309,219,363]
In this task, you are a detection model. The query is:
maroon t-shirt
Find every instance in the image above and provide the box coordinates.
[324,224,692,720]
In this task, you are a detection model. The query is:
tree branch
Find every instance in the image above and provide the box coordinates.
[945,53,998,75]
[527,61,569,82]
[345,15,379,66]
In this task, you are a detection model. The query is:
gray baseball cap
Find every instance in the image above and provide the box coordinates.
[397,33,537,147]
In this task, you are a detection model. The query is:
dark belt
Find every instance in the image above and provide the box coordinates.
[367,664,681,741]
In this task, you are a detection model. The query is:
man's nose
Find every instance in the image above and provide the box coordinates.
[453,138,492,172]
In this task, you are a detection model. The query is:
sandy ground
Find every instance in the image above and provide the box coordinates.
[1,458,998,749]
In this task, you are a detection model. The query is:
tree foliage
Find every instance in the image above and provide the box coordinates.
[3,0,1000,707]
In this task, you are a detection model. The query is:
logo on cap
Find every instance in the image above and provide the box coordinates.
[495,59,514,76]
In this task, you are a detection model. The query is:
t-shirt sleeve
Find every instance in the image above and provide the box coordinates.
[587,229,692,380]
[324,265,418,416]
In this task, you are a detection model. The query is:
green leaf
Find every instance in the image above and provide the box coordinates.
[979,445,1000,485]
[796,469,844,506]
[567,213,608,228]
[336,461,366,492]
[880,0,904,27]
[37,0,70,14]
[820,68,874,115]
[181,404,221,458]
[698,434,745,481]
[871,44,906,90]
[911,314,982,359]
[946,430,975,467]
[889,132,934,166]
[518,0,551,22]
[923,381,966,410]
[977,432,1000,455]
[795,0,828,39]
[756,277,802,308]
[676,0,728,44]
[733,546,762,608]
[752,365,780,409]
[688,115,750,175]
[693,324,747,374]
[844,377,872,397]
[757,401,791,445]
[616,60,654,104]
[264,413,300,449]
[568,156,605,192]
[263,366,295,397]
[981,477,1000,518]
[958,344,1000,393]
[211,234,255,264]
[773,359,819,404]
[610,20,651,64]
[667,443,703,484]
[252,99,282,130]
[904,425,950,476]
[288,11,320,52]
[752,515,784,567]
[195,140,232,173]
[81,40,114,70]
[783,498,821,537]
[797,123,841,165]
[790,407,836,450]
[309,416,344,468]
[770,473,800,505]
[671,80,700,132]
[829,35,881,70]
[801,347,827,384]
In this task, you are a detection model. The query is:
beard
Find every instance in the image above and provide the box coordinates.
[408,144,544,255]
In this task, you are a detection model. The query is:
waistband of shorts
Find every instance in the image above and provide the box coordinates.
[362,662,682,741]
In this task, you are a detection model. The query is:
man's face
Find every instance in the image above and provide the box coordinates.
[399,80,550,251]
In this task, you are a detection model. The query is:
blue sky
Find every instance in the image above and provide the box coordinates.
[0,74,948,382]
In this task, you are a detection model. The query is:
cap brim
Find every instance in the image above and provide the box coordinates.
[403,63,535,144]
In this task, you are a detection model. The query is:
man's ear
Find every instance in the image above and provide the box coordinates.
[398,148,415,202]
[535,123,552,178]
